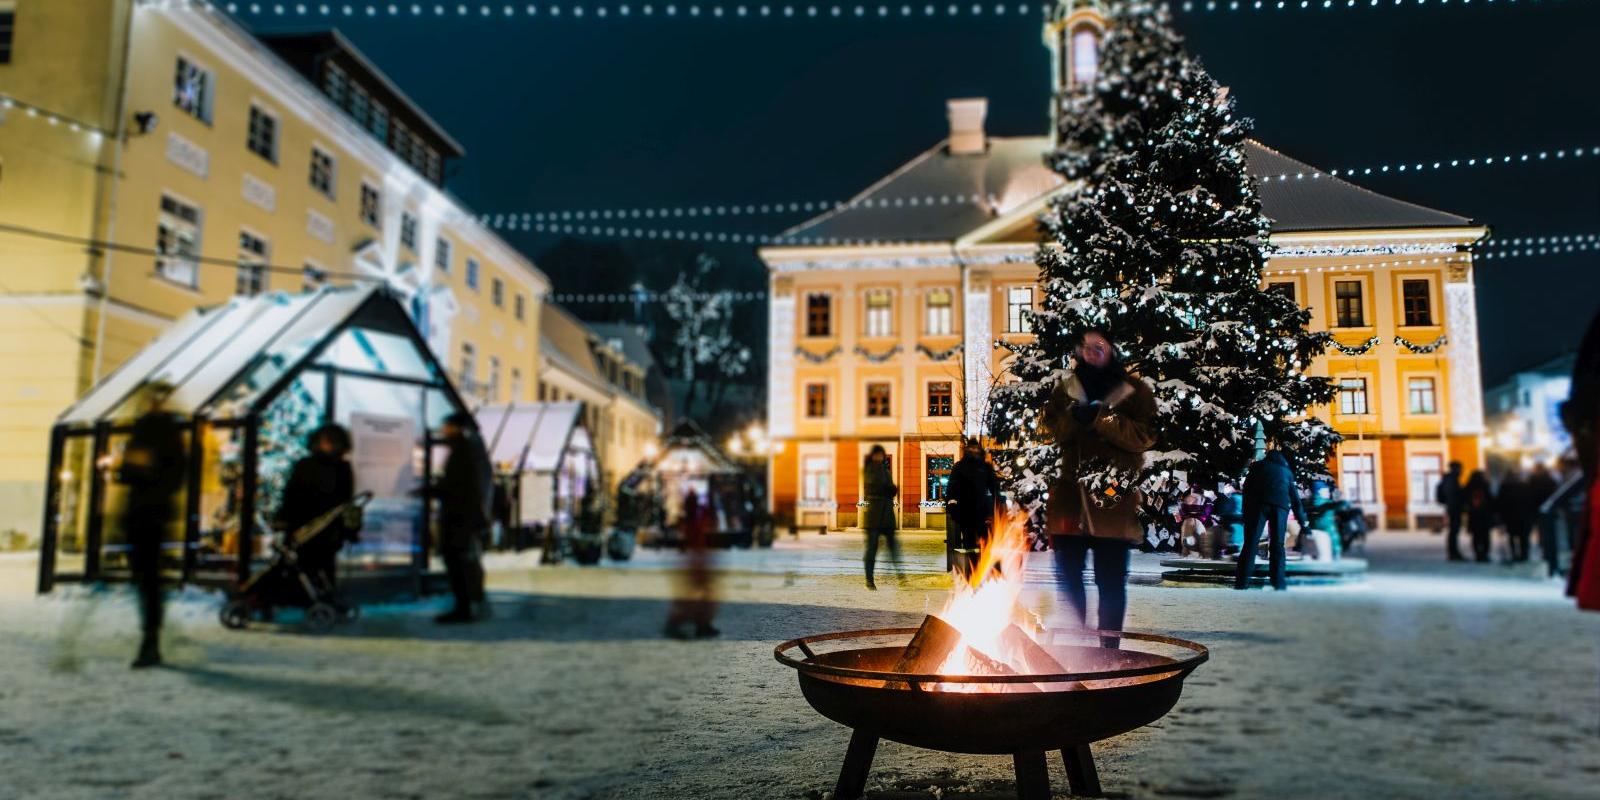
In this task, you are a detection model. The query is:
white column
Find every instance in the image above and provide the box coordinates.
[768,292,796,438]
[1445,272,1485,435]
[964,271,993,436]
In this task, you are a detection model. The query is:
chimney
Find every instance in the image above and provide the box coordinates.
[946,97,988,156]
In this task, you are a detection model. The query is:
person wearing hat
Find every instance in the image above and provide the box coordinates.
[431,412,492,623]
[277,425,356,596]
[945,437,1001,578]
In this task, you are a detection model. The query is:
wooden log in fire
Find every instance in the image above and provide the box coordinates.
[890,615,963,676]
[999,625,1085,690]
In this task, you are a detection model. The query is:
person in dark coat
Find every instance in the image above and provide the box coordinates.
[1564,305,1600,608]
[1233,448,1309,591]
[1463,470,1497,563]
[1497,469,1536,563]
[1527,463,1562,577]
[431,412,492,623]
[1040,329,1157,638]
[116,382,187,669]
[945,437,1001,577]
[277,425,355,595]
[665,488,719,639]
[861,444,902,590]
[1436,461,1466,561]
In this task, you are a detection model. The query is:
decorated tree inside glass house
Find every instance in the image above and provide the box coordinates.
[985,0,1340,546]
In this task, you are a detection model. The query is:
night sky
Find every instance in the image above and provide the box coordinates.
[245,3,1600,385]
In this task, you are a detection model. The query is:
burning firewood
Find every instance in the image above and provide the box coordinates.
[999,624,1085,690]
[890,615,963,675]
[961,646,1042,693]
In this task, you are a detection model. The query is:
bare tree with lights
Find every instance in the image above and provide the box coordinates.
[984,0,1340,547]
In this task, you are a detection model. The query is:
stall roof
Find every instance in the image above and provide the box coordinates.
[59,285,448,427]
[477,401,593,474]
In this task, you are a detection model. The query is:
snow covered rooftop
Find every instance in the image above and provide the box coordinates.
[781,136,1474,243]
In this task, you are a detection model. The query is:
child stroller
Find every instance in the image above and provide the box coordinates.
[1336,505,1369,554]
[220,491,372,633]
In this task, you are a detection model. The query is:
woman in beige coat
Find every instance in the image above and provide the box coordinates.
[1041,329,1158,639]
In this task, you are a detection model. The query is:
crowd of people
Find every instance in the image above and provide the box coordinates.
[1436,459,1579,574]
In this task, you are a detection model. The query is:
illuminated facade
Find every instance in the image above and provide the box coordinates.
[0,2,549,538]
[761,0,1488,531]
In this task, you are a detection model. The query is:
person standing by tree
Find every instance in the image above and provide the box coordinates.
[861,445,902,590]
[1233,446,1310,591]
[1497,468,1536,563]
[1463,470,1498,563]
[1041,330,1157,639]
[1436,461,1466,561]
[432,412,492,624]
[945,437,1001,577]
[116,382,187,669]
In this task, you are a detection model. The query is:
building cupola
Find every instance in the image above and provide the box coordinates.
[1044,0,1107,144]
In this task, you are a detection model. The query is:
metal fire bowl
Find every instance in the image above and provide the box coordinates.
[775,628,1208,756]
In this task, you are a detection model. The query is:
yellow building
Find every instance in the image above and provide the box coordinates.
[0,2,550,539]
[538,307,664,494]
[761,0,1487,532]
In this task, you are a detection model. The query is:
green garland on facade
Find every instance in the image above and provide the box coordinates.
[1394,334,1448,354]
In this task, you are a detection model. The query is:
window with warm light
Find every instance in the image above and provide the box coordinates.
[1402,279,1433,326]
[925,288,953,335]
[866,383,892,417]
[806,294,831,337]
[1071,28,1099,87]
[864,290,893,337]
[1341,454,1378,504]
[1334,281,1365,328]
[1007,287,1035,333]
[1409,454,1443,506]
[805,383,828,418]
[927,382,953,417]
[802,456,832,502]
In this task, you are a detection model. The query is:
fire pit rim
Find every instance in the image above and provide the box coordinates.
[774,626,1209,685]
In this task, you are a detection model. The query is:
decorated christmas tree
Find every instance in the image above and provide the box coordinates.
[985,1,1340,546]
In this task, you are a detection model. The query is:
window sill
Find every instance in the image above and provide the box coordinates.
[151,272,203,295]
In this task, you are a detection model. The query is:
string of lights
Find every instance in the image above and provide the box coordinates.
[0,93,111,139]
[193,0,1588,21]
[482,146,1599,226]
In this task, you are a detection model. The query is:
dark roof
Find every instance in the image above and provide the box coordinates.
[783,136,1474,243]
[588,323,658,372]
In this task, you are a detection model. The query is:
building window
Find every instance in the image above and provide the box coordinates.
[309,147,336,199]
[864,289,893,337]
[1340,453,1378,505]
[1334,280,1365,328]
[927,382,953,417]
[302,263,326,292]
[424,147,442,184]
[236,231,269,296]
[1408,376,1437,414]
[360,183,381,228]
[514,294,525,321]
[435,237,452,273]
[866,382,892,418]
[1408,454,1443,508]
[925,288,953,335]
[246,105,278,163]
[510,368,523,401]
[322,63,347,107]
[1071,27,1099,86]
[926,455,954,502]
[173,56,213,123]
[1267,281,1296,303]
[1402,279,1433,327]
[801,456,832,503]
[155,194,202,288]
[459,342,476,388]
[492,278,504,308]
[487,356,501,403]
[0,5,13,65]
[1338,377,1370,416]
[806,294,831,337]
[805,383,828,418]
[399,213,417,251]
[349,84,371,128]
[369,101,389,143]
[466,259,480,291]
[1007,287,1034,333]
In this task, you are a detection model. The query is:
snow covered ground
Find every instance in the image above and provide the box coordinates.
[1,532,1597,800]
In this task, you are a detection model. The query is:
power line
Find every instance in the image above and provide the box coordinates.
[0,222,369,282]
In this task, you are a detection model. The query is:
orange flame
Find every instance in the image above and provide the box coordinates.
[932,512,1044,686]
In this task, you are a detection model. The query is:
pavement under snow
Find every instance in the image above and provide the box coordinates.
[0,531,1596,800]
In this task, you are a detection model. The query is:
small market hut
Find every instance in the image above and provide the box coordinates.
[38,285,471,593]
[620,420,757,547]
[474,401,599,537]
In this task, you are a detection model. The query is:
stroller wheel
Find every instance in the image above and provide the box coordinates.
[220,601,251,630]
[305,603,338,634]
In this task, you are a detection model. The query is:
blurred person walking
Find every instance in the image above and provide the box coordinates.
[1498,469,1536,563]
[1435,462,1466,561]
[861,444,903,590]
[1463,470,1497,563]
[1041,329,1156,640]
[665,488,719,639]
[116,382,187,669]
[945,437,1001,578]
[432,412,492,624]
[1233,447,1310,591]
[1527,462,1562,577]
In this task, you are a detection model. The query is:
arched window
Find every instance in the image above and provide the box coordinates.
[1072,27,1099,87]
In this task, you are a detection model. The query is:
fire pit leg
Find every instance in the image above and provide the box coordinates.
[1061,744,1103,797]
[833,729,879,800]
[1011,750,1051,800]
